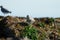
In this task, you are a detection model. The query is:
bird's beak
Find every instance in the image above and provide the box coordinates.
[0,6,1,8]
[0,6,2,8]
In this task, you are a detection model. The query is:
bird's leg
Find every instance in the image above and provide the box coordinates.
[4,14,6,17]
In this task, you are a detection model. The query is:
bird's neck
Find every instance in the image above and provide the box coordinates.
[1,7,3,8]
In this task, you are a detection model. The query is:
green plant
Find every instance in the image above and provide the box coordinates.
[48,18,54,26]
[20,25,39,40]
[38,22,45,28]
[49,18,54,23]
[20,24,47,40]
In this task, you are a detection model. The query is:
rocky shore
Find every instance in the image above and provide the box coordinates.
[0,16,60,40]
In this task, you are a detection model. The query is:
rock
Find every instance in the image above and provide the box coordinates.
[21,36,31,40]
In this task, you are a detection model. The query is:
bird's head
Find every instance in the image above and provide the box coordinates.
[0,6,3,8]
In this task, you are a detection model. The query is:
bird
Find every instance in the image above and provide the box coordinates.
[26,15,35,24]
[0,6,11,14]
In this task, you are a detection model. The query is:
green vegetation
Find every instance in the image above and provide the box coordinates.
[20,25,39,40]
[49,18,54,25]
[20,24,47,40]
[38,22,45,28]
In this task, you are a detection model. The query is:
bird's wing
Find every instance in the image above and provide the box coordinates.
[30,17,35,21]
[2,7,11,13]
